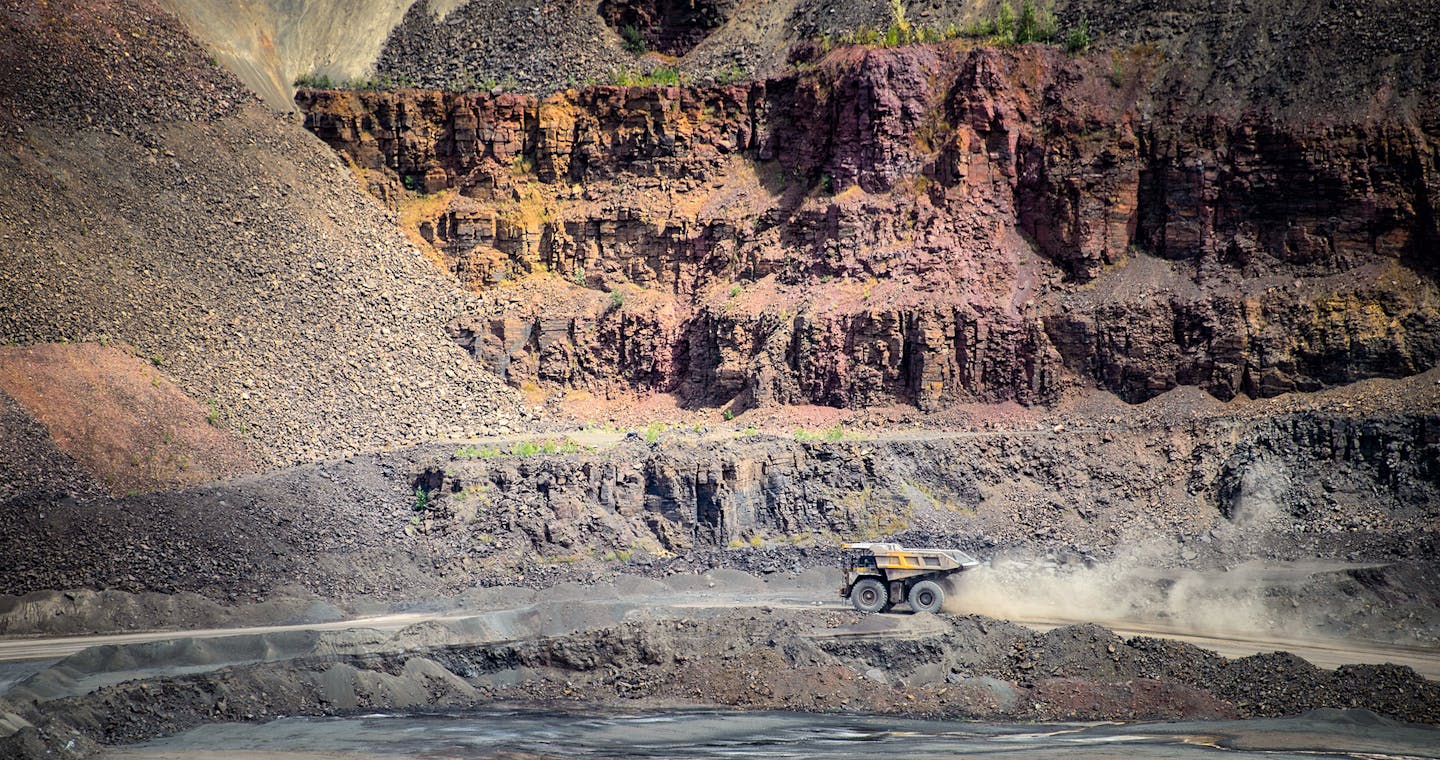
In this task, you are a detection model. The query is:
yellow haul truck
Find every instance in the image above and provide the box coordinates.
[840,542,980,613]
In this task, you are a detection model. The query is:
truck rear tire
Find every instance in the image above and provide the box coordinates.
[849,578,887,612]
[909,579,944,613]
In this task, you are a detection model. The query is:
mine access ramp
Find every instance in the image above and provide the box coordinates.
[841,542,980,613]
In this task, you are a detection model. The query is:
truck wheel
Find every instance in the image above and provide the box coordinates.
[849,578,887,612]
[908,580,944,613]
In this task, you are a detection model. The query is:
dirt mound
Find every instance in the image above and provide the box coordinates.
[0,0,523,469]
[1065,0,1440,120]
[5,394,1426,611]
[0,343,255,495]
[0,445,446,602]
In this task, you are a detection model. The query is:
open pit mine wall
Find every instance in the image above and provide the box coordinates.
[297,45,1440,409]
[413,413,1440,555]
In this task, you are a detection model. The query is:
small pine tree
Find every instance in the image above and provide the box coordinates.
[1065,17,1092,53]
[995,1,1017,44]
[620,24,647,55]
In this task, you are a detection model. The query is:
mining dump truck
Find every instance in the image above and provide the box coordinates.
[841,542,980,613]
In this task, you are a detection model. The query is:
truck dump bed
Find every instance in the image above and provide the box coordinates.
[842,543,980,572]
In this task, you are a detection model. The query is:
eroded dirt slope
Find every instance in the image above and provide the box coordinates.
[1,370,1434,621]
[0,343,254,495]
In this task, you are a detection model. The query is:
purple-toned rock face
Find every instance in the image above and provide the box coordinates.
[297,43,1440,409]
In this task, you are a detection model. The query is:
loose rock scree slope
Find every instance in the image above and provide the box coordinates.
[0,0,524,468]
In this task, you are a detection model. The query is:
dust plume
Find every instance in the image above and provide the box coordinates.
[942,549,1326,640]
[940,452,1347,639]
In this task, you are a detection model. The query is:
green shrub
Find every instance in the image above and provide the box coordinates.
[649,66,682,86]
[714,64,749,85]
[884,0,913,47]
[1016,0,1058,43]
[620,24,647,55]
[1065,16,1092,53]
[295,69,424,91]
[962,19,995,38]
[794,424,846,441]
[852,25,881,45]
[608,66,683,87]
[457,439,581,458]
[293,72,336,89]
[819,0,1080,52]
[347,71,416,90]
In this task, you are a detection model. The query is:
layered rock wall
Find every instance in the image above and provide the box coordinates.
[298,43,1440,409]
[410,411,1440,565]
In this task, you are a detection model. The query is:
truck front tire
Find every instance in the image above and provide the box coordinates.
[849,578,887,612]
[909,579,944,613]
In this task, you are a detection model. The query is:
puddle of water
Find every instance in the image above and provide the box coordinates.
[110,708,1440,760]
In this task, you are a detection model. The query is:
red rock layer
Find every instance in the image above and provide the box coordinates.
[297,43,1440,409]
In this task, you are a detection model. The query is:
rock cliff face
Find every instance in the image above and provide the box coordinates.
[297,42,1440,410]
[406,410,1440,565]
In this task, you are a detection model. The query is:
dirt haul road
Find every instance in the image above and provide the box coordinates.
[2,571,1436,682]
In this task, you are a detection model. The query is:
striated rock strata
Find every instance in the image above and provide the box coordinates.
[410,411,1440,565]
[297,43,1440,410]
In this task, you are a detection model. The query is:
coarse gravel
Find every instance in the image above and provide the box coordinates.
[0,0,528,469]
[375,0,640,92]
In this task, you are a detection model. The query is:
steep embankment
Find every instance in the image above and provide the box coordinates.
[297,41,1440,412]
[0,0,521,470]
[151,0,1440,117]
